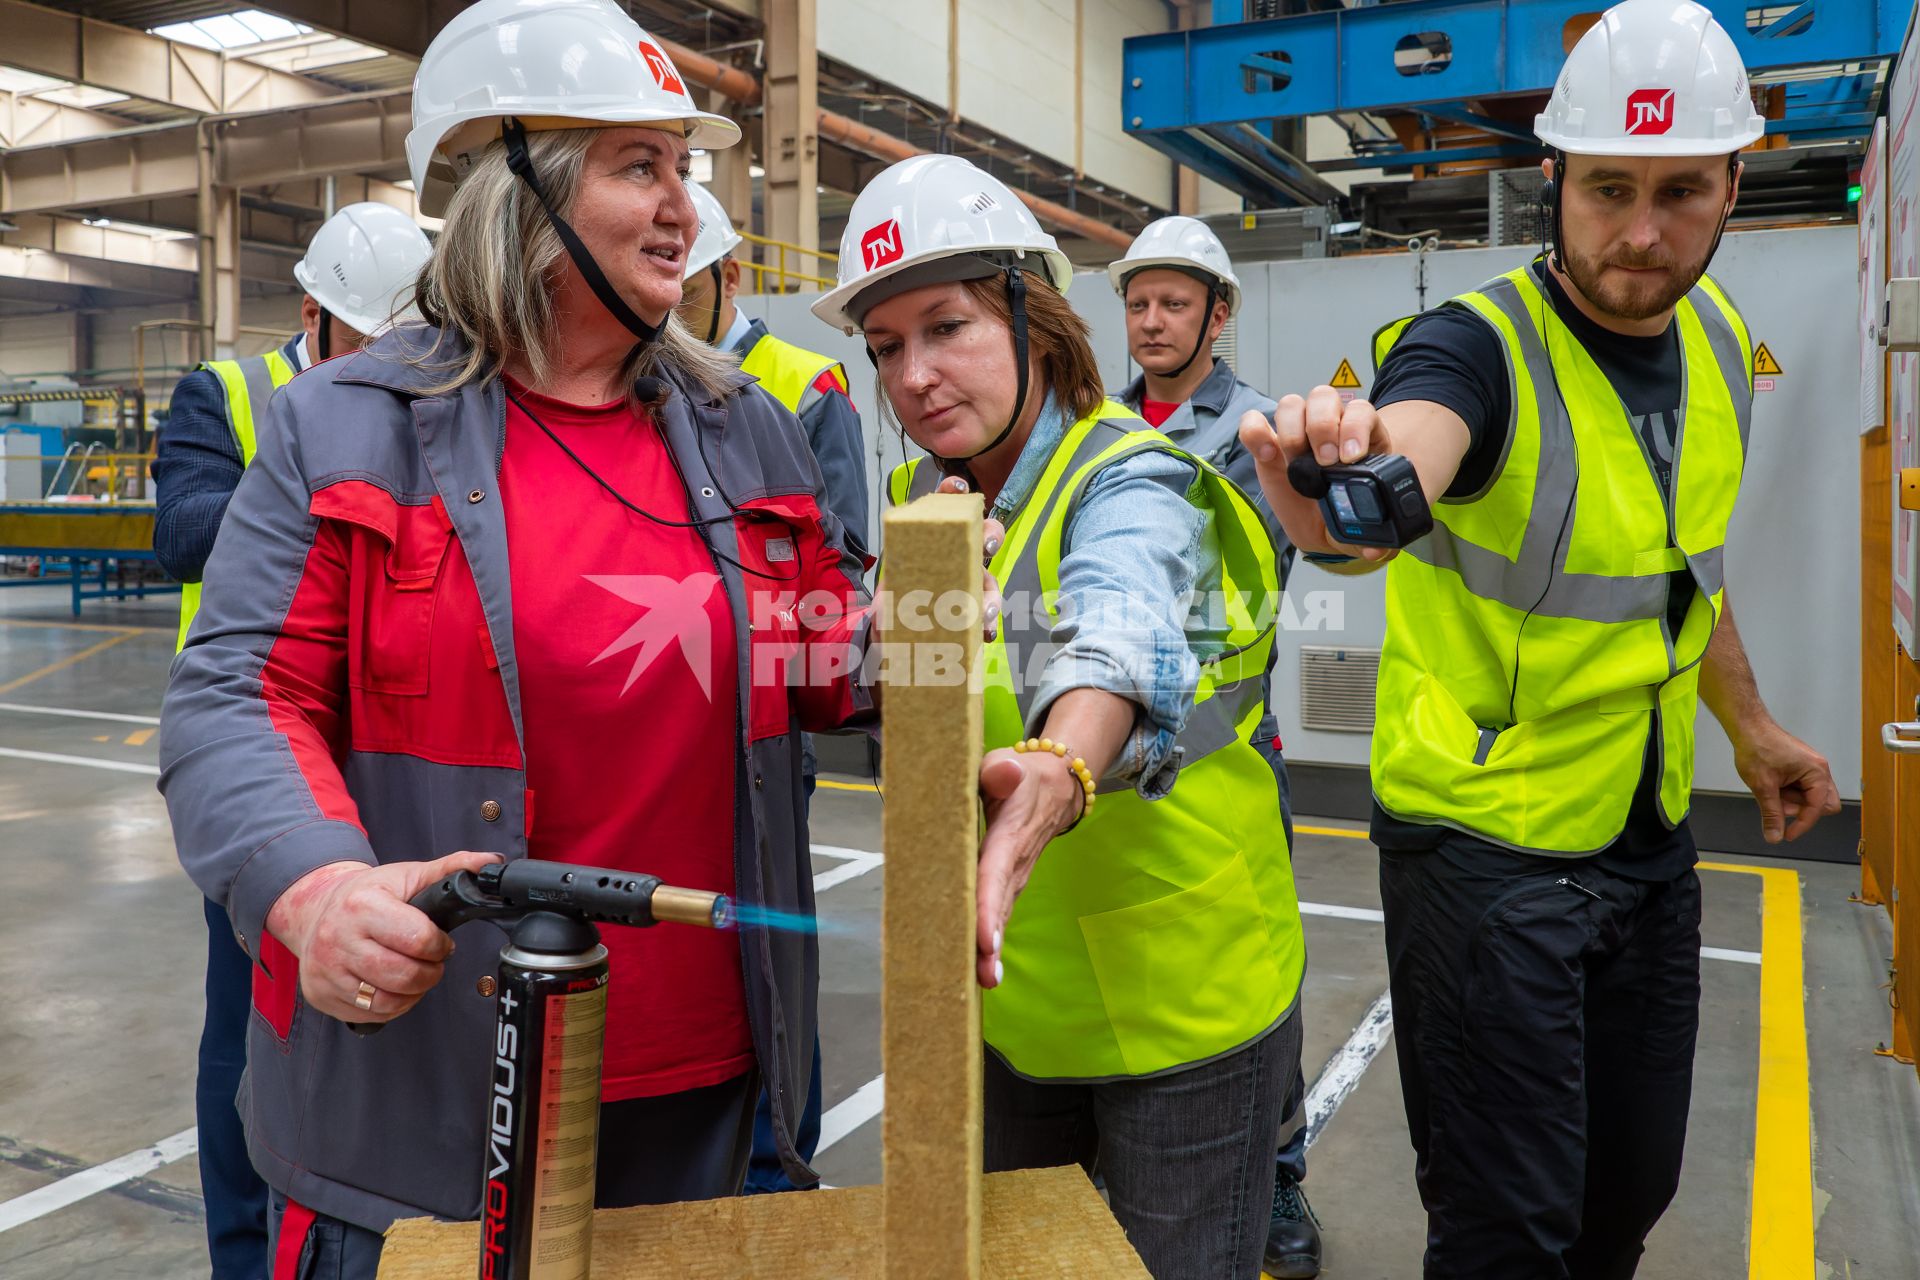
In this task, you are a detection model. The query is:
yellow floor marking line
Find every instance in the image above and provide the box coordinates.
[123,728,155,747]
[1296,823,1370,840]
[0,617,161,634]
[815,777,880,793]
[1697,860,1813,1280]
[0,630,143,695]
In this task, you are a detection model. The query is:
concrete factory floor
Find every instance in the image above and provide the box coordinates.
[0,583,1916,1279]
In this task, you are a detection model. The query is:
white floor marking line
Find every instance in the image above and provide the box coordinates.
[811,844,885,893]
[1702,945,1762,966]
[0,746,159,775]
[0,702,161,726]
[1304,990,1396,1150]
[815,1073,886,1155]
[0,1127,198,1233]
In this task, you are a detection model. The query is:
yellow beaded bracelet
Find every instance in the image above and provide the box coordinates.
[1014,736,1097,830]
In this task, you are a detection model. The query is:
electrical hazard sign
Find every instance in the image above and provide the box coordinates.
[1753,343,1784,376]
[1330,358,1362,389]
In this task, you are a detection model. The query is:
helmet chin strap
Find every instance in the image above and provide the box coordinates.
[501,117,665,355]
[704,261,725,347]
[316,306,333,363]
[930,266,1030,489]
[1162,283,1221,380]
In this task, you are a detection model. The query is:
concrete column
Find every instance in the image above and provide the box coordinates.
[703,83,756,278]
[196,123,240,360]
[763,0,819,286]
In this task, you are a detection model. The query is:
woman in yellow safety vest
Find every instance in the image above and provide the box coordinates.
[812,154,1307,1280]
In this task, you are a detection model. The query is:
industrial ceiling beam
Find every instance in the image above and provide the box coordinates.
[0,0,344,114]
[249,0,763,57]
[0,90,138,148]
[1,90,411,216]
[0,212,295,284]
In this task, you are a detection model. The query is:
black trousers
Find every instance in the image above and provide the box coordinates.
[1379,841,1703,1280]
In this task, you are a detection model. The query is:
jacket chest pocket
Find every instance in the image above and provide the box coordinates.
[326,493,455,696]
[738,516,805,742]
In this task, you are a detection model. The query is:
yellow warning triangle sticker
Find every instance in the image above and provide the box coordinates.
[1330,358,1362,389]
[1752,342,1783,376]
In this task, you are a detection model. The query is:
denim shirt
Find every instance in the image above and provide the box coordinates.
[987,396,1206,799]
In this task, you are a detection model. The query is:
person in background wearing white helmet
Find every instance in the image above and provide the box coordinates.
[1238,1,1840,1274]
[150,197,429,1280]
[1110,216,1320,1279]
[819,152,1307,1278]
[679,181,869,558]
[157,3,969,1274]
[675,180,865,1196]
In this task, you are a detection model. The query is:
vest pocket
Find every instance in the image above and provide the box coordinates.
[1077,852,1286,1075]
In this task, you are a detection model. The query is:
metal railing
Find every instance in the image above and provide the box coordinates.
[2,453,159,504]
[736,230,838,293]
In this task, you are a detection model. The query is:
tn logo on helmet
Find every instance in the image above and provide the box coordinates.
[1624,88,1676,136]
[861,220,905,273]
[638,39,686,96]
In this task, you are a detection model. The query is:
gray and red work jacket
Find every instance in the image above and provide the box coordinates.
[158,324,872,1231]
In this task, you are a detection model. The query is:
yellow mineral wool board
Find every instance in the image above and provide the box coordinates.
[876,491,986,1280]
[376,1166,1148,1278]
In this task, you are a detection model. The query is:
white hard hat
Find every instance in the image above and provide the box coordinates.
[292,203,434,337]
[1535,0,1765,157]
[685,182,745,278]
[406,0,742,218]
[810,154,1073,334]
[1107,215,1242,316]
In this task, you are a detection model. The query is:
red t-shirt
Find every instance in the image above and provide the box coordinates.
[500,380,752,1101]
[1139,397,1180,427]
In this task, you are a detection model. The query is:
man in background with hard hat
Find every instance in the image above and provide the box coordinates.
[676,180,870,1196]
[678,181,869,561]
[1110,215,1320,1280]
[152,198,430,1280]
[1238,1,1839,1274]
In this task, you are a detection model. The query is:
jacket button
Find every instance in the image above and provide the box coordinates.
[468,489,485,504]
[753,773,764,790]
[476,976,497,998]
[480,800,502,822]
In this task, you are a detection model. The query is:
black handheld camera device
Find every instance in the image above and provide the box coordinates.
[1287,451,1432,549]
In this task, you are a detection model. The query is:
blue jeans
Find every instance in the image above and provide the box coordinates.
[985,1012,1303,1279]
[745,763,825,1193]
[199,898,269,1280]
[1254,730,1309,1186]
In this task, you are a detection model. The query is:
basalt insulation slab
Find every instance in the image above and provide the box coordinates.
[377,1164,1147,1277]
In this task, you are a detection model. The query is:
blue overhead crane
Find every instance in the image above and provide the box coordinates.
[1122,0,1906,206]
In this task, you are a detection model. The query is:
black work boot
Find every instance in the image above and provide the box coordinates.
[1263,1173,1322,1279]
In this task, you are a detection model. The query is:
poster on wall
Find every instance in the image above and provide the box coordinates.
[1863,118,1887,436]
[1889,10,1920,652]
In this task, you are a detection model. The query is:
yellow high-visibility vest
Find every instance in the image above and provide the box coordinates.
[1369,265,1752,852]
[176,350,296,651]
[888,401,1304,1080]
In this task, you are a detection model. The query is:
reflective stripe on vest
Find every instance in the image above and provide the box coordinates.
[176,350,297,652]
[1369,265,1751,853]
[739,330,846,416]
[886,402,1304,1080]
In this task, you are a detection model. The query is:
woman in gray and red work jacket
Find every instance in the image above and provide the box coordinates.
[157,4,998,1276]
